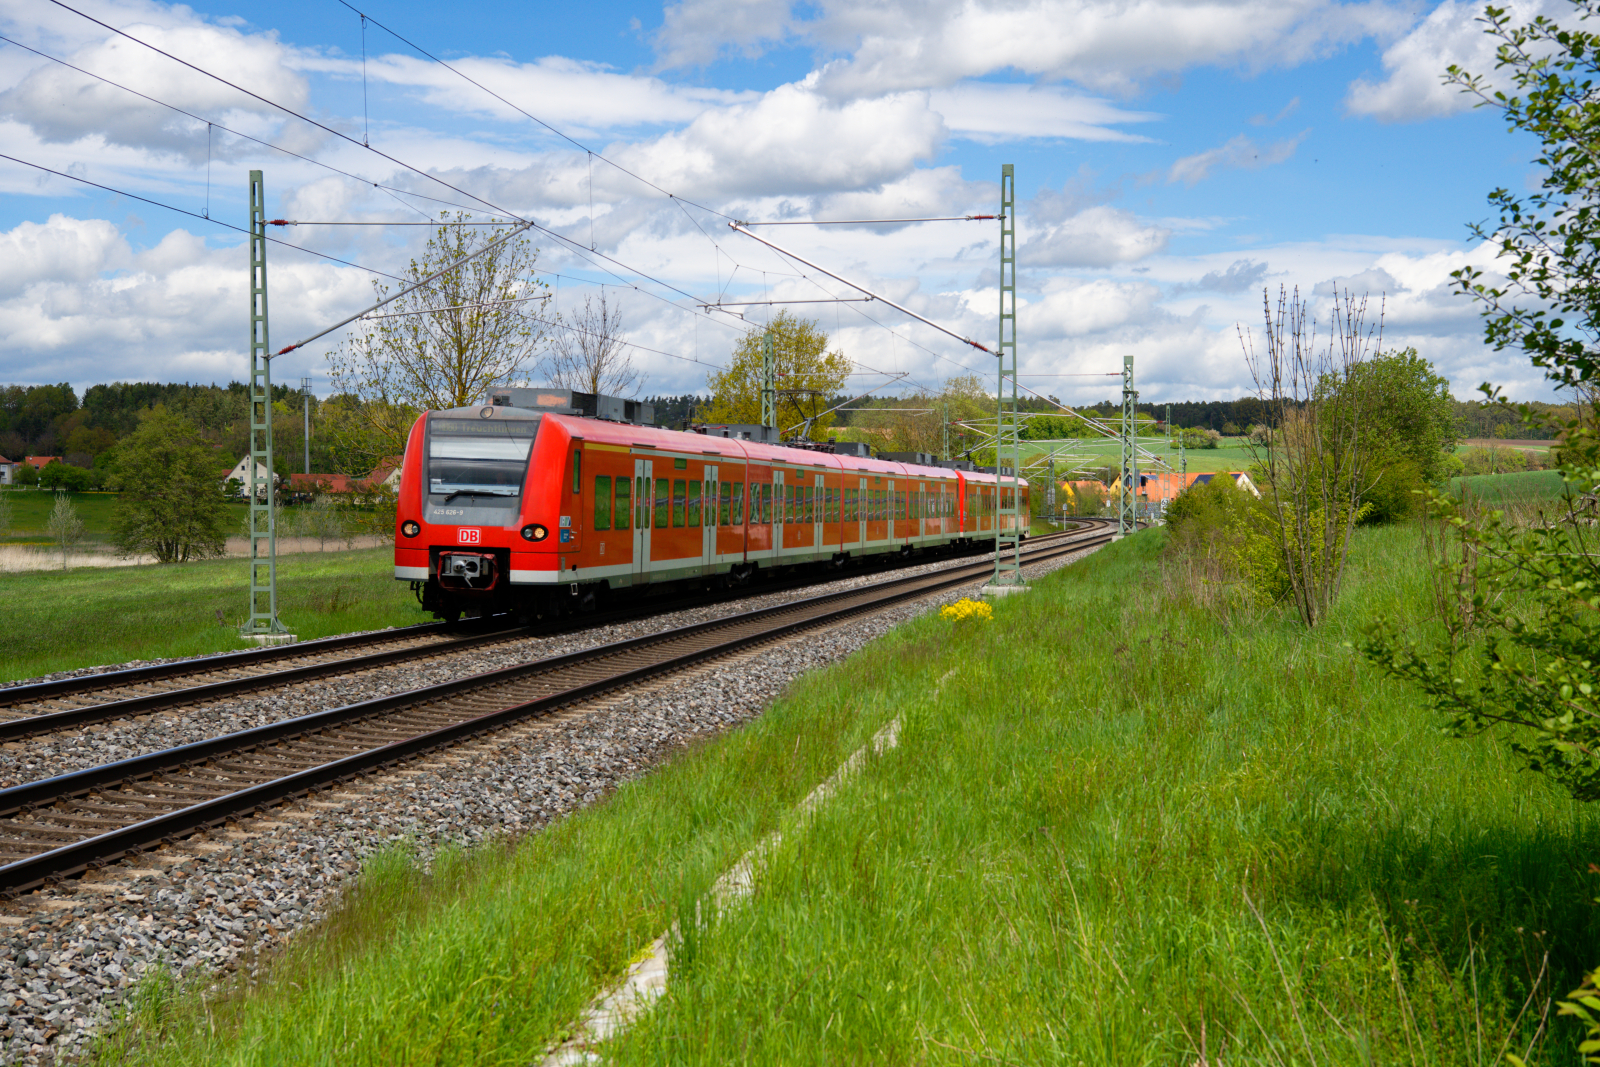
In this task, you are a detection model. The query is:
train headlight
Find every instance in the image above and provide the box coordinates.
[401,520,421,538]
[521,523,549,542]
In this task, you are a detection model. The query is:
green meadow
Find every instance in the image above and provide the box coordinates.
[0,548,425,683]
[89,521,1600,1065]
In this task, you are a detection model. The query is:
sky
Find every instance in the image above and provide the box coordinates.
[0,0,1570,406]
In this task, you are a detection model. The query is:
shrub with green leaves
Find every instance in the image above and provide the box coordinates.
[1163,475,1288,609]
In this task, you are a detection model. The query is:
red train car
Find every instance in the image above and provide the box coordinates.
[393,389,1029,622]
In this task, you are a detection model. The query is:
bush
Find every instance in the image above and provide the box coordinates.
[38,460,90,492]
[1163,475,1287,610]
[1177,428,1220,450]
[1459,445,1528,475]
[1359,457,1425,524]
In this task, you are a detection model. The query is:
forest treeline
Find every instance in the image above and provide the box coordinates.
[1,379,1579,481]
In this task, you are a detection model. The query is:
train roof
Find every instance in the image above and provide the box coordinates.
[505,410,1011,485]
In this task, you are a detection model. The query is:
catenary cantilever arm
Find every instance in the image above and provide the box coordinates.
[273,221,535,356]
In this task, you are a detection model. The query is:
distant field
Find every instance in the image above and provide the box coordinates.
[1022,436,1253,475]
[0,490,251,546]
[0,547,425,683]
[1450,469,1568,503]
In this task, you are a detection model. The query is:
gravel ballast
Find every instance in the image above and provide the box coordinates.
[0,543,1099,1064]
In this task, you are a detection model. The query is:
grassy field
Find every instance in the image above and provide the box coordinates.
[87,521,1600,1065]
[1450,468,1569,504]
[1022,436,1253,474]
[0,490,252,546]
[0,548,426,683]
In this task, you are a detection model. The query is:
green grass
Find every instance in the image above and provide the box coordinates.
[1022,437,1253,473]
[86,521,1600,1065]
[1450,469,1569,504]
[0,490,251,546]
[0,548,427,682]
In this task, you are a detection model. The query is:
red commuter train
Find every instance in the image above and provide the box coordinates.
[393,388,1030,622]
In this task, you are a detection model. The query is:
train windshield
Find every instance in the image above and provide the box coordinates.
[426,416,539,508]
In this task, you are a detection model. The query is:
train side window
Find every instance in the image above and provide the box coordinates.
[673,479,687,527]
[763,483,773,523]
[593,475,612,531]
[687,480,701,528]
[573,450,581,495]
[615,477,630,531]
[731,482,743,525]
[805,486,814,524]
[842,488,851,522]
[637,477,648,529]
[655,478,669,529]
[719,482,731,525]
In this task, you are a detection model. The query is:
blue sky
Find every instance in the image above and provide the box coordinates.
[0,0,1566,404]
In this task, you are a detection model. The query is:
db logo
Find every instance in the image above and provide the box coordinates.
[457,528,481,544]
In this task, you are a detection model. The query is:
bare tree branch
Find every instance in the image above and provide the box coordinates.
[543,292,642,397]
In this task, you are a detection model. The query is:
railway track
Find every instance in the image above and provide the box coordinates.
[0,523,1101,742]
[0,521,1114,896]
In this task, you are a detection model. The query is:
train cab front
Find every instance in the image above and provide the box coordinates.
[395,405,541,622]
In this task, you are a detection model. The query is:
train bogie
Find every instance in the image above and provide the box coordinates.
[394,394,1030,622]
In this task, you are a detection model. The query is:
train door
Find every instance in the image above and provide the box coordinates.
[632,458,651,585]
[702,465,718,575]
[812,472,823,557]
[771,469,785,557]
[857,476,867,545]
[886,479,896,543]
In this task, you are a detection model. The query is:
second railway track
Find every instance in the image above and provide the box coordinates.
[0,524,1103,742]
[0,522,1114,896]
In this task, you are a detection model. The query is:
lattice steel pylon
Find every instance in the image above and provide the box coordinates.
[1118,354,1138,537]
[242,170,287,638]
[991,163,1024,587]
[760,330,776,435]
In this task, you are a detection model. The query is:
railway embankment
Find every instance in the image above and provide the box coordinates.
[58,520,1600,1064]
[0,538,1100,1063]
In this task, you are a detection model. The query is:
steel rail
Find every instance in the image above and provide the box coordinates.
[0,523,1114,896]
[0,526,1095,739]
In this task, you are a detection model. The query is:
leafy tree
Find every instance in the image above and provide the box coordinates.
[45,491,84,570]
[1364,1,1600,800]
[330,213,548,465]
[109,411,229,563]
[13,462,38,489]
[704,311,851,436]
[38,460,89,493]
[1319,347,1459,521]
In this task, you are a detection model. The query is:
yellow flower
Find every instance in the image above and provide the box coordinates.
[940,597,994,623]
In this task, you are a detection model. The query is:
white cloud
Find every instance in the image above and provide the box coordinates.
[0,214,129,294]
[930,83,1161,143]
[653,0,1412,96]
[1167,131,1308,185]
[301,52,754,136]
[1346,0,1553,122]
[605,80,946,198]
[653,0,794,69]
[0,20,308,161]
[1023,278,1163,336]
[1313,265,1403,294]
[0,213,372,388]
[1179,258,1270,292]
[1026,206,1171,267]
